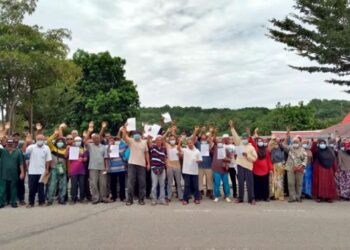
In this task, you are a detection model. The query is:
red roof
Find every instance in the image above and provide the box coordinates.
[271,131,322,138]
[342,113,350,125]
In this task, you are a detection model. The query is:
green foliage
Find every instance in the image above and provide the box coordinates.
[268,0,350,87]
[140,99,350,136]
[70,50,140,133]
[0,0,38,24]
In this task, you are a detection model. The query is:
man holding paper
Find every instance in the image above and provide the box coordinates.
[178,138,203,205]
[105,134,127,202]
[229,120,258,205]
[66,136,88,204]
[195,126,214,199]
[122,127,150,206]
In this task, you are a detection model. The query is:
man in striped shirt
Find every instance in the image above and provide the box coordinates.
[148,135,168,205]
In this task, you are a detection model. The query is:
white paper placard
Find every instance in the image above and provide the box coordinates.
[143,124,152,137]
[69,146,80,160]
[236,145,244,157]
[217,147,226,160]
[200,143,210,157]
[126,118,136,132]
[168,147,179,161]
[149,124,161,138]
[162,112,172,123]
[109,145,120,158]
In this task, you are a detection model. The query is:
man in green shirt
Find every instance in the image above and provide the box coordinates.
[0,138,25,208]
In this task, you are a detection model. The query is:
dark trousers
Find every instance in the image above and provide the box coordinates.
[84,169,91,200]
[28,175,45,205]
[110,172,126,201]
[183,174,200,202]
[17,177,25,202]
[71,174,85,202]
[228,168,237,198]
[0,179,17,205]
[146,170,152,198]
[284,170,289,197]
[253,174,269,201]
[127,164,146,202]
[237,166,255,202]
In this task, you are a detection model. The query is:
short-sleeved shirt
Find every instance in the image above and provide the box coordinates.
[128,139,148,167]
[195,141,212,168]
[69,147,88,176]
[26,144,52,175]
[0,148,23,181]
[105,141,128,173]
[86,143,107,170]
[182,147,202,175]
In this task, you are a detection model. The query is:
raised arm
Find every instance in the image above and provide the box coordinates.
[229,120,241,145]
[121,125,130,143]
[191,126,200,143]
[99,121,108,139]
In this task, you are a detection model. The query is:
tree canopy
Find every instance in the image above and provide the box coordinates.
[268,0,350,88]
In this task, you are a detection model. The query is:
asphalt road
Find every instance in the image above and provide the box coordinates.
[1,198,350,250]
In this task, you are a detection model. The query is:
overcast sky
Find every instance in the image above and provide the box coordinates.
[24,0,349,109]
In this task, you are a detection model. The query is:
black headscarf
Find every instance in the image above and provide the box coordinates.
[316,140,335,169]
[256,139,267,159]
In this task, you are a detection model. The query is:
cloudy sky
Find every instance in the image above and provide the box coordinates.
[25,0,349,109]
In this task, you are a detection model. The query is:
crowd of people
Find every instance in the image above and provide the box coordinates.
[0,118,347,209]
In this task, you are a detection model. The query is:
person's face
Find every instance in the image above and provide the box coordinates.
[156,137,163,147]
[6,141,14,149]
[187,139,194,149]
[200,135,207,142]
[105,134,111,141]
[66,136,73,146]
[109,138,115,145]
[36,134,44,142]
[71,130,78,139]
[92,135,100,145]
[222,138,229,144]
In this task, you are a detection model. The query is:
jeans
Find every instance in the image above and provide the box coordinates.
[28,174,45,205]
[47,168,67,203]
[151,170,166,202]
[237,165,255,202]
[166,167,183,200]
[110,172,126,201]
[127,164,146,202]
[183,174,200,202]
[71,174,85,202]
[213,172,231,198]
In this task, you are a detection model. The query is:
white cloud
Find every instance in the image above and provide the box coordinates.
[24,0,349,108]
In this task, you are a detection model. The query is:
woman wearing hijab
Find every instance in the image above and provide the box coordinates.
[302,139,313,199]
[284,137,307,203]
[335,138,350,200]
[311,139,337,202]
[249,131,273,202]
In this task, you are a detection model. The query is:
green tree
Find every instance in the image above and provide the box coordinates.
[70,50,140,133]
[268,0,350,88]
[0,0,37,24]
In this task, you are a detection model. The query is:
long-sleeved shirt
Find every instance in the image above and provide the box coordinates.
[248,137,273,176]
[230,128,257,171]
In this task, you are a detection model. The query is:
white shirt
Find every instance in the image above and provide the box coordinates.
[26,144,52,175]
[182,147,202,175]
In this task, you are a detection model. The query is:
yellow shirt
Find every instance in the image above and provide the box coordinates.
[230,128,257,171]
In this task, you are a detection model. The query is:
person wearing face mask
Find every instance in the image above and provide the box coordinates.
[223,135,238,199]
[301,139,313,199]
[0,139,25,208]
[66,136,88,204]
[23,134,52,208]
[46,128,68,206]
[194,126,214,200]
[249,131,273,202]
[335,138,350,200]
[311,139,337,203]
[268,136,287,201]
[163,131,183,202]
[105,135,127,202]
[284,137,307,202]
[229,121,258,205]
[122,127,150,206]
[211,137,231,203]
